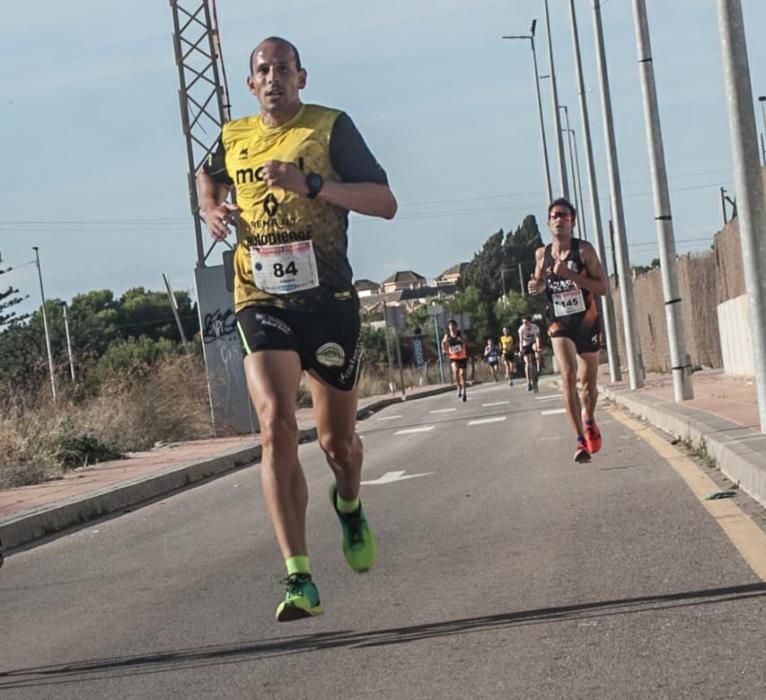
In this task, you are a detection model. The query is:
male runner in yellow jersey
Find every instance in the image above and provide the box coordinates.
[528,198,606,463]
[499,326,515,386]
[197,37,397,621]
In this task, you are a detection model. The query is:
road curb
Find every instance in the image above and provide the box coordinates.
[600,383,766,510]
[0,385,456,553]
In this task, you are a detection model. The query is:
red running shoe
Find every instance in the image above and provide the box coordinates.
[582,412,602,454]
[574,437,591,463]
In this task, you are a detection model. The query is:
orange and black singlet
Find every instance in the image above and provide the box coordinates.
[543,239,596,324]
[446,334,468,360]
[543,238,601,352]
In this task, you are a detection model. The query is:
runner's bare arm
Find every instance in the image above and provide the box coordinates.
[196,171,238,241]
[261,161,397,219]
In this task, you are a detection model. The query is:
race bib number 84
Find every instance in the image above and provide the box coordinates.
[552,288,585,317]
[250,241,319,295]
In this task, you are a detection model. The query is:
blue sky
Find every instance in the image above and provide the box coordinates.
[2,0,765,317]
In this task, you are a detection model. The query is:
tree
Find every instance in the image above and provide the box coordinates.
[460,215,544,304]
[0,264,29,328]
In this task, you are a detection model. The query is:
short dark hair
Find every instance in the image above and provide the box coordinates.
[548,197,577,221]
[521,315,531,322]
[250,37,302,74]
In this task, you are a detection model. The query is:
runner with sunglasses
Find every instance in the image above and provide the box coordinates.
[528,198,607,463]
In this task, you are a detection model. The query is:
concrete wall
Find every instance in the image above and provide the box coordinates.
[717,295,755,376]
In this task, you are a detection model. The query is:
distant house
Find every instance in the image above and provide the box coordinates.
[353,278,381,297]
[434,262,468,287]
[381,270,427,293]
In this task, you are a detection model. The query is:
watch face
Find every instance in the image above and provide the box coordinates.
[307,173,323,189]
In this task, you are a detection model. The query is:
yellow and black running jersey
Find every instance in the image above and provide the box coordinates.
[499,334,514,353]
[204,104,388,312]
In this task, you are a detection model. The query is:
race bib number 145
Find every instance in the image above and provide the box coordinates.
[552,288,585,317]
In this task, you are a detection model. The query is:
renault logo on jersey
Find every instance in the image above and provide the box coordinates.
[263,194,279,217]
[316,342,345,368]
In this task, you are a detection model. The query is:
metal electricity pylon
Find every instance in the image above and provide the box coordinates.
[169,0,233,267]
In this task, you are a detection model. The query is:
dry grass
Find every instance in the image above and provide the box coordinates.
[0,358,462,490]
[0,356,213,489]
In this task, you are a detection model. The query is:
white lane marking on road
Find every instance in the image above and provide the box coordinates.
[377,415,403,421]
[482,401,510,407]
[468,416,507,425]
[541,408,566,415]
[394,426,435,435]
[535,395,560,401]
[362,470,433,485]
[430,408,457,414]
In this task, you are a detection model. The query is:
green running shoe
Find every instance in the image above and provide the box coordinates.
[329,484,377,573]
[275,573,323,622]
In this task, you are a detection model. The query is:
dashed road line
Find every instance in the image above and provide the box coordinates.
[394,426,435,435]
[541,408,566,416]
[468,416,507,426]
[430,408,457,414]
[482,401,510,407]
[377,415,403,421]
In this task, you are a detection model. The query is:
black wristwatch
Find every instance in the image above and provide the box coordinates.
[305,172,324,199]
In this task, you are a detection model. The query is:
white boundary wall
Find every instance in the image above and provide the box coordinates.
[717,294,755,376]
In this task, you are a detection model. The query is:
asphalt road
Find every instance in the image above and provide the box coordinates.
[1,381,765,699]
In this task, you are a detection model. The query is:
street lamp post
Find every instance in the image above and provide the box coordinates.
[503,19,553,204]
[543,0,570,199]
[758,95,766,165]
[717,0,766,433]
[567,0,621,383]
[32,246,57,402]
[592,0,643,390]
[559,104,589,242]
[632,0,693,401]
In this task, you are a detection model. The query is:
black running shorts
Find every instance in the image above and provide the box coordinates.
[549,316,601,355]
[236,304,363,391]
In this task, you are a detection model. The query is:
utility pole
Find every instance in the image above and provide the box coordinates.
[518,262,526,297]
[32,247,56,402]
[162,273,190,353]
[568,0,620,382]
[717,0,766,432]
[758,95,766,165]
[503,19,553,203]
[543,0,570,198]
[632,0,693,401]
[60,302,76,383]
[592,0,643,389]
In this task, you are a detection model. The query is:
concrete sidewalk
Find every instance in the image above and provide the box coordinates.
[598,368,766,510]
[0,385,452,553]
[1,369,764,555]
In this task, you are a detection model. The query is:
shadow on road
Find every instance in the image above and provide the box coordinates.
[2,582,764,690]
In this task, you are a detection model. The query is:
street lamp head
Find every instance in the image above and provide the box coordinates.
[530,19,537,36]
[758,95,766,102]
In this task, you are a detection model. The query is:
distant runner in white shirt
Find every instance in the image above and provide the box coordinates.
[518,316,542,392]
